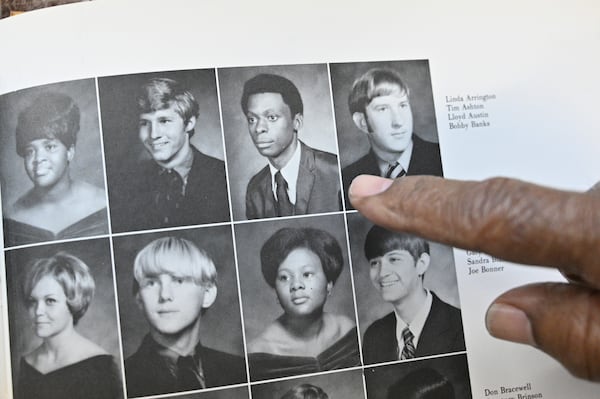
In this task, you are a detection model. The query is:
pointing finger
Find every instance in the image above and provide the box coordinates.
[349,175,600,285]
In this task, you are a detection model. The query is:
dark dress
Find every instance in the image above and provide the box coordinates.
[16,354,122,399]
[248,327,361,381]
[3,208,109,247]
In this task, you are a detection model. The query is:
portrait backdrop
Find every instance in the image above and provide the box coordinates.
[97,69,227,232]
[329,60,439,168]
[0,78,106,218]
[112,225,244,358]
[346,212,460,339]
[218,64,340,220]
[4,238,122,381]
[364,353,471,399]
[233,214,357,343]
[251,368,365,399]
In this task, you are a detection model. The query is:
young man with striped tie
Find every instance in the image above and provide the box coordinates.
[360,225,464,365]
[341,68,443,210]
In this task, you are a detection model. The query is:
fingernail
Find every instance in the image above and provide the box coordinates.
[349,175,394,198]
[486,303,536,346]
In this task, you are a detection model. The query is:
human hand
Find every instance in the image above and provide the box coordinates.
[349,175,600,380]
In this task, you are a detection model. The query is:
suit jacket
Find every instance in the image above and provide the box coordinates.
[112,146,230,232]
[246,141,342,219]
[362,293,465,365]
[342,135,443,210]
[125,334,247,397]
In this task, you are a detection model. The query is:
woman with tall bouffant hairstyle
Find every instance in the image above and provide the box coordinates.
[248,227,360,381]
[16,252,122,399]
[3,91,108,247]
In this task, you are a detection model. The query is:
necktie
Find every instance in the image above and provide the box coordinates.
[176,355,206,391]
[400,327,416,359]
[384,162,406,179]
[275,171,294,216]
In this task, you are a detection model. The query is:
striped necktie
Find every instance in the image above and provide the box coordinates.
[384,162,406,178]
[400,327,416,359]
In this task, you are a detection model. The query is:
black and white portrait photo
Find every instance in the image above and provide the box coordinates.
[4,238,123,399]
[365,354,472,399]
[251,368,365,399]
[98,69,230,233]
[329,60,443,210]
[0,79,109,247]
[218,64,342,221]
[112,226,246,397]
[346,213,464,365]
[234,214,359,381]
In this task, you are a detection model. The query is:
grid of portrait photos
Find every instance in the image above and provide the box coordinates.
[0,60,472,399]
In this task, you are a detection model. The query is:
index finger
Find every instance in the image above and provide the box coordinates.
[349,175,600,285]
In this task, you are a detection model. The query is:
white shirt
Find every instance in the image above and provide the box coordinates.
[394,289,433,357]
[376,139,414,178]
[268,142,301,205]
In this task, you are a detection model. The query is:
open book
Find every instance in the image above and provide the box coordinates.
[0,1,598,398]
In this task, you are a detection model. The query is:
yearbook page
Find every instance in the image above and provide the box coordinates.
[0,1,599,399]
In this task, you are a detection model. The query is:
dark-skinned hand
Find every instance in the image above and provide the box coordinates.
[350,175,600,381]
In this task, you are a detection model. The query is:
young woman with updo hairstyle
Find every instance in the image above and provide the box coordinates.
[247,227,360,381]
[3,91,108,246]
[17,252,122,399]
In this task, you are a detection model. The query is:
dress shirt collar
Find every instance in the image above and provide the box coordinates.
[268,141,301,205]
[394,289,433,353]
